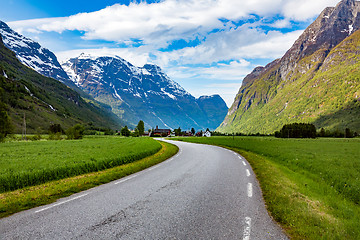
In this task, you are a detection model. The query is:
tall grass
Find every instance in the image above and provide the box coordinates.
[174,136,360,239]
[0,137,161,192]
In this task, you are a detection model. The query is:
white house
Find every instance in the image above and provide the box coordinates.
[202,130,211,137]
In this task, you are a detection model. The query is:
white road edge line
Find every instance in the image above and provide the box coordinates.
[247,183,253,198]
[246,169,251,177]
[35,193,89,213]
[114,174,138,185]
[238,156,242,160]
[243,217,252,240]
[242,161,247,166]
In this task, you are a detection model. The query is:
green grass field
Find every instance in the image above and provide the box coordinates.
[0,136,162,192]
[0,140,178,218]
[174,136,360,239]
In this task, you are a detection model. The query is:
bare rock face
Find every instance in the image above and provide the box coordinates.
[280,0,360,80]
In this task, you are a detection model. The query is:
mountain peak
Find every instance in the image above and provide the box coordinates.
[218,0,360,134]
[279,0,360,80]
[0,20,72,85]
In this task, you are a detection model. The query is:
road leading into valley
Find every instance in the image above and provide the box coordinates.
[0,139,288,239]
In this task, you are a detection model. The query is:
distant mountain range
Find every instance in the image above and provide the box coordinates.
[218,0,360,134]
[62,54,227,130]
[0,21,227,131]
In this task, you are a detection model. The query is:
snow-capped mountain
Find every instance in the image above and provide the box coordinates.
[0,21,73,85]
[0,20,227,130]
[62,54,228,130]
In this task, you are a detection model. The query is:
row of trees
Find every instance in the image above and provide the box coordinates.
[120,120,145,137]
[275,123,317,138]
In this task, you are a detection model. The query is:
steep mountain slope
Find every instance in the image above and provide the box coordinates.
[0,37,122,133]
[62,54,227,130]
[0,21,73,85]
[218,0,360,134]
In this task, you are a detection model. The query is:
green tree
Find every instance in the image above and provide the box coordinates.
[319,128,325,137]
[137,120,145,136]
[174,127,181,136]
[132,128,140,137]
[277,123,316,138]
[121,126,131,137]
[66,124,85,140]
[191,128,195,135]
[49,123,64,134]
[345,128,353,138]
[0,102,12,142]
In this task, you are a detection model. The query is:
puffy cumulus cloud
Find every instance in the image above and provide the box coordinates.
[9,0,339,47]
[282,0,340,21]
[154,27,303,66]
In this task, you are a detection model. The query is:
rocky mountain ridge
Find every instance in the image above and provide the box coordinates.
[218,0,360,134]
[0,21,227,130]
[62,54,228,130]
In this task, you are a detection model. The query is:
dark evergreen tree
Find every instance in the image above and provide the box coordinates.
[49,123,64,134]
[137,120,145,136]
[174,127,182,136]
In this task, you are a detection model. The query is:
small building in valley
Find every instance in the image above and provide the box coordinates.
[203,130,211,137]
[153,126,171,137]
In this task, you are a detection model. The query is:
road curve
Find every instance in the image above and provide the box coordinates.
[0,139,288,239]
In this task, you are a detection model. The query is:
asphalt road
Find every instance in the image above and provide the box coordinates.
[0,139,288,239]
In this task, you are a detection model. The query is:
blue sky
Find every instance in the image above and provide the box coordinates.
[1,0,340,106]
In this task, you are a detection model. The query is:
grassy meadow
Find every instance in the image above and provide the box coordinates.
[0,136,162,192]
[174,136,360,239]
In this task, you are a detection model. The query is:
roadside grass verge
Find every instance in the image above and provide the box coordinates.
[0,137,162,192]
[0,140,178,218]
[173,137,360,239]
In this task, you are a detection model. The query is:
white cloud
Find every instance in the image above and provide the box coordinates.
[6,0,340,107]
[155,27,303,66]
[8,0,339,47]
[282,0,340,21]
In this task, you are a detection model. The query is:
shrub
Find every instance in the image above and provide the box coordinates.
[66,124,85,140]
[49,123,64,134]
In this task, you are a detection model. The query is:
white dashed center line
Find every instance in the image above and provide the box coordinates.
[242,161,247,166]
[247,183,253,198]
[243,217,252,240]
[246,169,251,177]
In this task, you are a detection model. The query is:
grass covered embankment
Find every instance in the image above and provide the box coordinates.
[174,136,360,239]
[0,138,178,218]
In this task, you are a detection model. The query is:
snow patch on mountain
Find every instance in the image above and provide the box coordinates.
[0,20,72,84]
